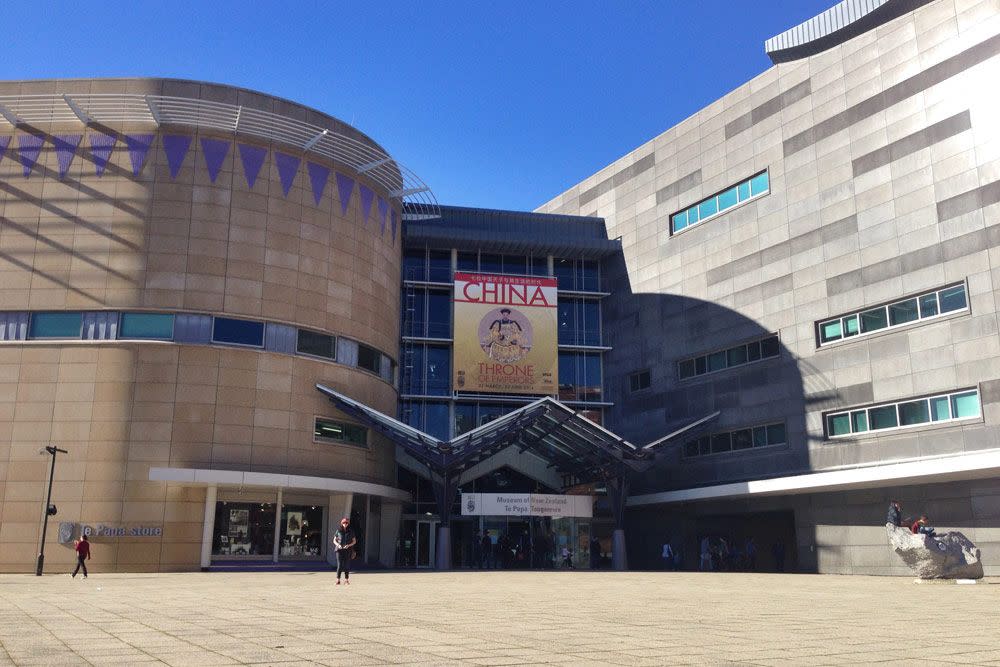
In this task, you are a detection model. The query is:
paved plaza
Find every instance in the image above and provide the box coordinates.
[0,571,998,666]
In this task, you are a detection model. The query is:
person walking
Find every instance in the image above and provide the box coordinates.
[72,534,91,578]
[332,517,356,585]
[661,541,674,570]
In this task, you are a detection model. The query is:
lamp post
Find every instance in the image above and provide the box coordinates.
[36,446,67,576]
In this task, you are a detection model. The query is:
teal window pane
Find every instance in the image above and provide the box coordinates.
[707,350,726,372]
[918,293,938,318]
[820,320,842,343]
[29,312,82,338]
[766,422,786,444]
[699,197,718,219]
[718,187,738,211]
[726,345,747,367]
[672,211,687,232]
[752,426,767,447]
[120,313,173,339]
[687,206,700,223]
[870,406,898,430]
[860,307,888,333]
[929,396,950,421]
[737,181,751,201]
[851,410,868,433]
[888,298,919,326]
[843,314,860,337]
[950,391,980,419]
[828,414,851,436]
[750,171,769,196]
[898,399,930,426]
[938,285,967,313]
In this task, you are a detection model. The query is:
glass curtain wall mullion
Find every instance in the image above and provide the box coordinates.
[818,283,969,345]
[670,170,769,234]
[826,388,981,438]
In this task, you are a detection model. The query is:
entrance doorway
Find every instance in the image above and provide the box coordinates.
[399,518,438,567]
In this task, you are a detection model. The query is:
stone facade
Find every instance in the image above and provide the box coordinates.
[0,79,401,572]
[538,0,1000,574]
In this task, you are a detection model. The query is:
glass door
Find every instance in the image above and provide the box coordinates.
[416,520,436,567]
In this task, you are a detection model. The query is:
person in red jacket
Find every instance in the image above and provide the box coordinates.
[72,534,91,578]
[910,515,936,537]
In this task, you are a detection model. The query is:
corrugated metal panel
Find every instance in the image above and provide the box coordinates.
[337,338,359,367]
[765,0,890,53]
[264,323,297,355]
[0,312,29,341]
[174,314,212,344]
[380,355,393,383]
[82,311,119,340]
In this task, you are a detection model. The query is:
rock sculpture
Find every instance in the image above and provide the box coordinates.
[885,523,983,579]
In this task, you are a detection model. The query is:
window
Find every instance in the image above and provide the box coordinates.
[427,250,451,282]
[314,418,367,447]
[403,248,426,282]
[818,283,968,345]
[29,312,82,339]
[558,298,601,346]
[683,421,786,459]
[559,351,603,402]
[357,344,382,375]
[629,369,651,393]
[826,388,980,438]
[296,329,336,360]
[212,317,264,347]
[119,313,173,340]
[678,334,779,379]
[671,170,769,234]
[553,258,600,292]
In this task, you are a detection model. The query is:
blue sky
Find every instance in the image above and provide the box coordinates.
[3,1,833,210]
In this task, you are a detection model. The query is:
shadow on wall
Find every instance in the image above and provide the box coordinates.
[601,251,815,495]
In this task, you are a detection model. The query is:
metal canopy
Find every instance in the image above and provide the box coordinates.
[0,92,439,220]
[316,384,718,485]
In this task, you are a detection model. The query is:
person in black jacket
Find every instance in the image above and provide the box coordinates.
[333,517,357,585]
[886,500,902,527]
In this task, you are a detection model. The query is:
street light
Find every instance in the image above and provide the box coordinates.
[36,445,68,576]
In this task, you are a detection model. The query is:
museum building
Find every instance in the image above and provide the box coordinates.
[2,0,1000,575]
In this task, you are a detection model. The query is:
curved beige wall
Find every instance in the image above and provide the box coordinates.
[0,79,402,571]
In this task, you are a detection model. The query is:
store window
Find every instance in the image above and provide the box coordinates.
[212,502,275,556]
[278,505,325,558]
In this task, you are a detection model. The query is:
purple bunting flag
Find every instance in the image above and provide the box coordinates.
[274,152,300,197]
[335,172,355,215]
[306,162,330,205]
[89,132,116,177]
[391,210,398,245]
[52,134,82,178]
[377,197,388,237]
[162,134,192,179]
[125,134,154,176]
[17,134,44,177]
[238,143,267,189]
[200,138,230,183]
[358,184,374,226]
[0,136,9,165]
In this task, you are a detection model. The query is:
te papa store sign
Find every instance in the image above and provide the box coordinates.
[461,493,593,518]
[58,522,163,543]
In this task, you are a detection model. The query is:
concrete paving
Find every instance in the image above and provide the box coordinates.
[0,571,998,666]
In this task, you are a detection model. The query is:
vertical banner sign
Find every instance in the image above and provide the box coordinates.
[453,272,558,395]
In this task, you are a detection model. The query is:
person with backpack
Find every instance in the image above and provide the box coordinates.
[332,517,356,585]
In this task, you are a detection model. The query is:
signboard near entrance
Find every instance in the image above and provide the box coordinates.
[452,272,558,395]
[461,493,592,518]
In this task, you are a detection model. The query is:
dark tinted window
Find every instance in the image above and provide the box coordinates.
[760,335,779,358]
[213,317,264,347]
[426,290,451,338]
[314,418,367,447]
[357,344,381,374]
[403,249,425,281]
[428,250,451,282]
[297,329,336,360]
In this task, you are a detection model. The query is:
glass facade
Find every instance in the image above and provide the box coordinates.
[818,283,968,345]
[553,258,599,291]
[558,351,602,402]
[211,502,276,557]
[558,298,601,346]
[826,389,981,438]
[671,170,770,234]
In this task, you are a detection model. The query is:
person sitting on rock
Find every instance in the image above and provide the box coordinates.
[886,500,902,527]
[910,514,936,537]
